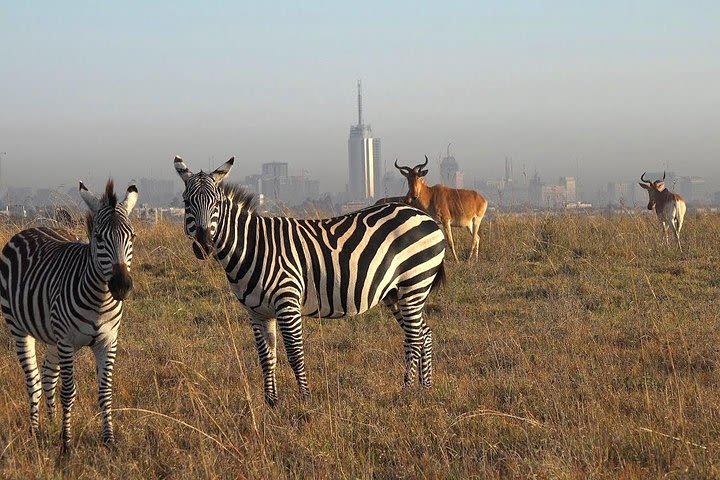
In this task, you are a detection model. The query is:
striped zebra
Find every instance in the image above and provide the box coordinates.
[0,180,138,452]
[174,156,446,406]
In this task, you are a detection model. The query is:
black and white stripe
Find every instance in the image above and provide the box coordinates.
[0,180,138,451]
[175,156,446,406]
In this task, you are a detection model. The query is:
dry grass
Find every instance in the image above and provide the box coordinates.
[1,212,720,478]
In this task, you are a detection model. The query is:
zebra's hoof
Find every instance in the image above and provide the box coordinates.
[59,442,71,457]
[103,437,116,449]
[265,394,278,408]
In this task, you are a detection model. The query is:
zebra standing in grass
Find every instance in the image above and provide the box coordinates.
[0,180,138,452]
[174,156,446,406]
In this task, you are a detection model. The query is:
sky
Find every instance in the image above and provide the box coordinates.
[1,1,719,196]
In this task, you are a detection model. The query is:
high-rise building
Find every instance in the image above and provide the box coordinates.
[348,81,381,200]
[559,177,576,203]
[440,146,462,188]
[261,162,289,201]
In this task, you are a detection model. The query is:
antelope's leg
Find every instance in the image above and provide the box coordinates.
[444,220,459,261]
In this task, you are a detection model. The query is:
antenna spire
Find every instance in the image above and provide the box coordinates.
[357,79,363,126]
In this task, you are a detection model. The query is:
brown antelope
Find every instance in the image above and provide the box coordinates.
[638,171,686,251]
[396,156,488,261]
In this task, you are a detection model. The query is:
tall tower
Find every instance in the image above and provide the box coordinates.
[348,81,382,200]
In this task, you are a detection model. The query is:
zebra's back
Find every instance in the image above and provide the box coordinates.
[227,203,446,318]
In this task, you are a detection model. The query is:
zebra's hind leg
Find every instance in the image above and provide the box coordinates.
[398,301,428,387]
[57,341,77,453]
[250,316,279,407]
[386,299,431,386]
[13,334,42,435]
[419,325,433,387]
[277,307,310,402]
[42,345,60,421]
[93,336,118,447]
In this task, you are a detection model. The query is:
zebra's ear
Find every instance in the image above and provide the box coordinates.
[122,185,139,214]
[174,156,193,183]
[79,181,100,214]
[211,157,234,183]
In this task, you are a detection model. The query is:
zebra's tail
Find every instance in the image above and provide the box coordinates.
[430,260,446,292]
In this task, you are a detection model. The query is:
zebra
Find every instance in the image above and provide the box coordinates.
[174,156,446,406]
[0,180,138,452]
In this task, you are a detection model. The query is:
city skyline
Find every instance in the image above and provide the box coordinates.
[1,3,718,196]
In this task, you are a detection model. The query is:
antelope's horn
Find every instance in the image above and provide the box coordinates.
[394,159,412,175]
[413,155,429,172]
[640,172,650,183]
[662,171,666,180]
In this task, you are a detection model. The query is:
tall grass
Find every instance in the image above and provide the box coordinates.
[1,212,719,478]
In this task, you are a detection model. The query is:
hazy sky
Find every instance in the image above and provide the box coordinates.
[1,1,719,195]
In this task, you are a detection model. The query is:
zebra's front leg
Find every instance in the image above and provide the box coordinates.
[277,309,310,401]
[250,316,278,407]
[13,334,42,435]
[93,337,118,446]
[57,341,77,453]
[41,345,60,421]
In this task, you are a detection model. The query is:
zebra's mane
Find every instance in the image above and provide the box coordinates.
[85,179,120,237]
[220,182,256,212]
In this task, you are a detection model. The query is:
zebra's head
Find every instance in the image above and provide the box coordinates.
[80,180,139,301]
[174,156,234,259]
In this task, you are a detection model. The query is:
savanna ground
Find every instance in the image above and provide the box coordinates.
[1,211,720,479]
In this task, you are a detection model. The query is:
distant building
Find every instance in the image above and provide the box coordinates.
[261,162,289,201]
[608,182,634,206]
[541,185,567,209]
[676,176,705,203]
[348,81,381,200]
[440,147,463,188]
[559,177,576,203]
[242,174,263,196]
[138,178,176,206]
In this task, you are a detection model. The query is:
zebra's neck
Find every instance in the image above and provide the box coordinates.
[81,242,118,305]
[212,197,253,272]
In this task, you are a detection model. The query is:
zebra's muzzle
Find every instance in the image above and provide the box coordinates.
[109,264,133,301]
[192,227,213,260]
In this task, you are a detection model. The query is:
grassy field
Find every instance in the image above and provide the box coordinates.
[1,211,720,479]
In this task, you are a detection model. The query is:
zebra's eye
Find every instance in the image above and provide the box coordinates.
[95,234,102,242]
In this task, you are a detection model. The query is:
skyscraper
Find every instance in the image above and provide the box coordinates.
[348,81,381,200]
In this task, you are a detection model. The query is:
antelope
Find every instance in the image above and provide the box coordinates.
[396,156,488,261]
[638,171,686,251]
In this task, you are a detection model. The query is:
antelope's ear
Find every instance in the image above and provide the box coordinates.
[79,181,100,214]
[211,157,234,183]
[121,185,139,214]
[174,156,193,183]
[638,183,649,190]
[419,169,429,177]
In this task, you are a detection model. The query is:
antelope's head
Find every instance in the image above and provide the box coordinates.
[638,171,667,211]
[395,156,430,204]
